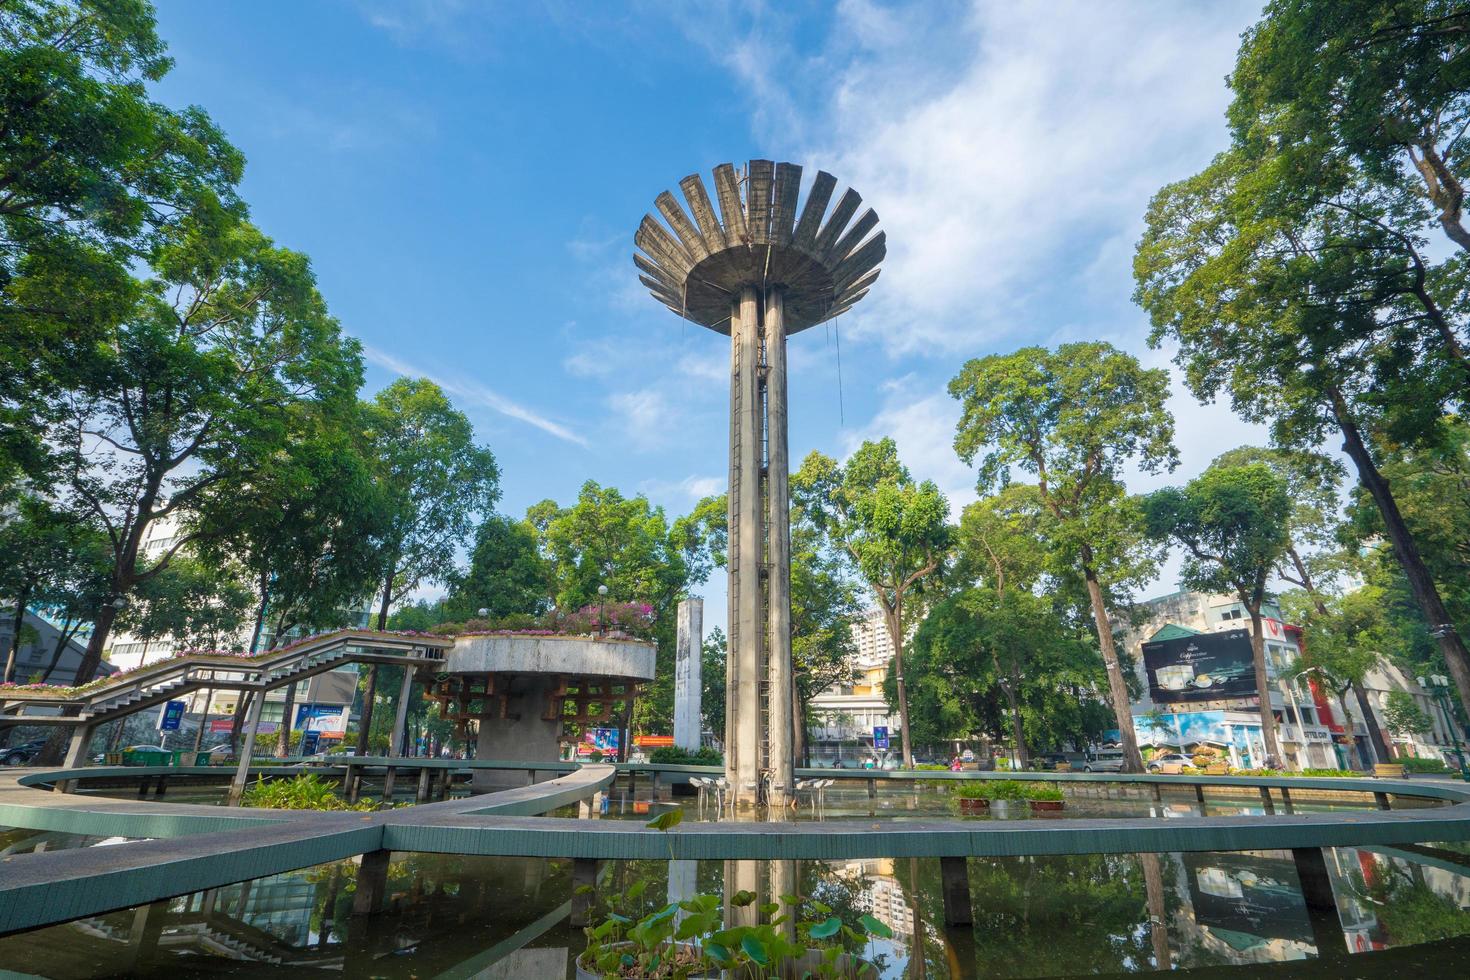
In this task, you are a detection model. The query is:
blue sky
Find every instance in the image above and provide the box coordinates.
[152,1,1269,629]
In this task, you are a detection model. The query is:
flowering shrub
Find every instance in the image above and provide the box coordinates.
[425,603,658,642]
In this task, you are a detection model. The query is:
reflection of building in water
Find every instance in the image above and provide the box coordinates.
[1326,846,1470,954]
[839,858,914,940]
[1167,850,1317,968]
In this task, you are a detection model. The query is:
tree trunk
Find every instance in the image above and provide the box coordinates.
[72,599,121,688]
[230,693,252,757]
[6,584,31,684]
[792,679,808,767]
[1003,680,1029,769]
[40,620,82,683]
[193,686,213,752]
[357,574,395,755]
[884,596,915,768]
[34,602,121,766]
[1287,546,1331,616]
[248,580,269,654]
[355,667,378,756]
[276,681,298,757]
[1246,604,1282,766]
[1328,387,1470,717]
[1081,561,1143,772]
[1352,681,1389,765]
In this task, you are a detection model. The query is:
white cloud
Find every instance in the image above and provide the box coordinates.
[364,345,590,447]
[842,378,974,516]
[608,387,675,451]
[696,1,1255,357]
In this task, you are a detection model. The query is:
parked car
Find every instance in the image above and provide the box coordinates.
[1146,752,1191,772]
[1083,749,1126,773]
[1,739,47,766]
[1030,752,1074,771]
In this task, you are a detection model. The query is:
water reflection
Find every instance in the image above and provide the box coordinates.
[2,844,1468,976]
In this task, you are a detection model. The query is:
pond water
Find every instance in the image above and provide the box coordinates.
[1,842,1467,976]
[558,778,1420,823]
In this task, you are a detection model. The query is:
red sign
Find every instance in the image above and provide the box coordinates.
[634,735,674,747]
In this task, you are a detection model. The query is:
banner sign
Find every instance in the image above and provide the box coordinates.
[634,735,674,747]
[1143,629,1257,704]
[873,726,889,749]
[157,700,186,732]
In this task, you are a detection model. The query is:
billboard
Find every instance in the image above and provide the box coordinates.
[294,703,348,734]
[873,726,889,749]
[1143,629,1256,704]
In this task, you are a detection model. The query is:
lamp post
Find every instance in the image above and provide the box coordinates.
[597,584,608,636]
[1418,673,1470,780]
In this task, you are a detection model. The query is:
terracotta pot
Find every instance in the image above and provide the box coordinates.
[957,797,990,813]
[632,801,651,814]
[1029,799,1064,812]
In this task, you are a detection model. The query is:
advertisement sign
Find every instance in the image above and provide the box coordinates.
[299,730,321,756]
[634,735,674,748]
[1143,629,1257,704]
[157,700,186,732]
[294,703,349,734]
[873,726,889,749]
[585,728,620,752]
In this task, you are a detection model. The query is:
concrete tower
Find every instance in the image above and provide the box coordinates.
[634,161,885,805]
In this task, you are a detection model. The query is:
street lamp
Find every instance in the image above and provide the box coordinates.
[477,608,489,618]
[1417,674,1470,781]
[597,585,609,635]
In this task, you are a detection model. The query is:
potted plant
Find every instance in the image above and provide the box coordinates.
[952,780,992,812]
[1026,782,1065,812]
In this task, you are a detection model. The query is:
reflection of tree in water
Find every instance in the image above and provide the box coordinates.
[899,855,1157,977]
[1347,861,1470,946]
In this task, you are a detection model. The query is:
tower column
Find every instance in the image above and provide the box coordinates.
[764,288,794,805]
[730,285,763,804]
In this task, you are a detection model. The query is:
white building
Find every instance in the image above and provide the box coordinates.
[808,608,901,760]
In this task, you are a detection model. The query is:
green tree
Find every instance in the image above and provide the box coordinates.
[48,209,362,689]
[121,555,254,651]
[1229,0,1470,253]
[356,377,499,754]
[0,0,243,480]
[1135,145,1470,718]
[1143,462,1293,764]
[443,513,552,621]
[1291,585,1397,764]
[1383,689,1434,744]
[0,493,104,683]
[528,482,719,751]
[1211,446,1348,604]
[949,343,1176,772]
[794,439,951,768]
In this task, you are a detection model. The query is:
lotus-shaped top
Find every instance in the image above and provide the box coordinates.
[634,160,884,334]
